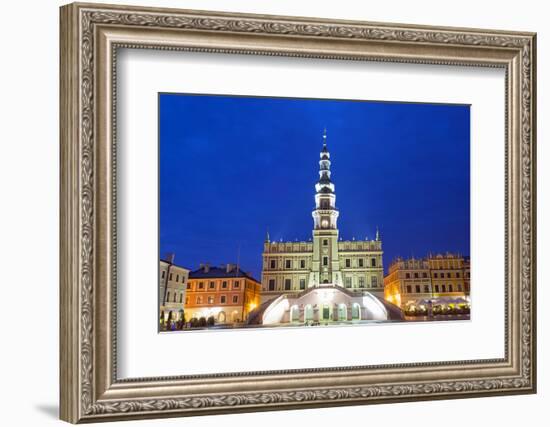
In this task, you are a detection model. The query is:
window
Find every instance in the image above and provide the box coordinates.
[222,281,228,289]
[323,239,328,246]
[434,273,438,278]
[359,277,365,288]
[169,273,173,280]
[456,272,461,278]
[447,273,451,278]
[299,279,306,290]
[233,280,240,288]
[323,256,328,266]
[179,293,183,303]
[345,259,351,268]
[232,295,239,304]
[415,285,421,293]
[186,283,191,290]
[176,274,179,282]
[423,272,428,278]
[449,284,453,292]
[196,296,203,304]
[284,279,291,290]
[435,285,440,292]
[345,277,352,288]
[358,258,364,267]
[268,279,275,291]
[185,297,189,305]
[198,282,204,290]
[414,273,419,279]
[166,291,170,302]
[442,285,447,292]
[458,284,463,292]
[371,258,376,267]
[161,271,165,279]
[300,259,305,269]
[424,285,430,293]
[371,276,378,287]
[405,273,410,279]
[209,281,215,289]
[406,285,412,293]
[207,296,214,304]
[270,259,276,269]
[285,259,291,269]
[220,295,226,304]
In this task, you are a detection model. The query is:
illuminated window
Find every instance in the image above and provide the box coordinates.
[268,279,275,291]
[207,296,214,304]
[196,296,203,304]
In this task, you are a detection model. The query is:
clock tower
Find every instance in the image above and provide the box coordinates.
[309,130,343,288]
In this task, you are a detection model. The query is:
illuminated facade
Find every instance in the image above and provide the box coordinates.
[159,255,190,324]
[251,131,402,325]
[383,253,471,308]
[185,264,261,324]
[261,130,384,304]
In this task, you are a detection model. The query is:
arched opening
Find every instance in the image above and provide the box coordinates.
[290,305,300,322]
[304,304,314,322]
[218,311,226,323]
[231,310,240,323]
[338,304,347,321]
[351,303,361,320]
[322,303,331,320]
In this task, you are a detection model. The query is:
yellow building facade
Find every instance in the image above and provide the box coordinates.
[384,253,470,309]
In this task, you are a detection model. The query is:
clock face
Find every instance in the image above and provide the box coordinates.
[321,219,329,228]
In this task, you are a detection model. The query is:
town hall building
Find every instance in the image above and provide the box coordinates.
[252,131,402,325]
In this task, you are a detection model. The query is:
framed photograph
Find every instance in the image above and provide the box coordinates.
[60,2,537,423]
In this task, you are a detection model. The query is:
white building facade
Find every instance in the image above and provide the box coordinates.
[261,131,385,304]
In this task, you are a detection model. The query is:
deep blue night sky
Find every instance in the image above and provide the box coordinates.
[159,93,470,279]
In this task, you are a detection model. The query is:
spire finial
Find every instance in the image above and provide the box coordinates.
[323,128,327,144]
[265,228,270,243]
[375,226,380,241]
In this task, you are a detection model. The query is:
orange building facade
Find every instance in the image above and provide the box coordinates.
[185,264,262,325]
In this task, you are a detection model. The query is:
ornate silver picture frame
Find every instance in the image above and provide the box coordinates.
[60,2,536,423]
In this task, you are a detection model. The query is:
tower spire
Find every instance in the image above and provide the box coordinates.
[265,228,270,243]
